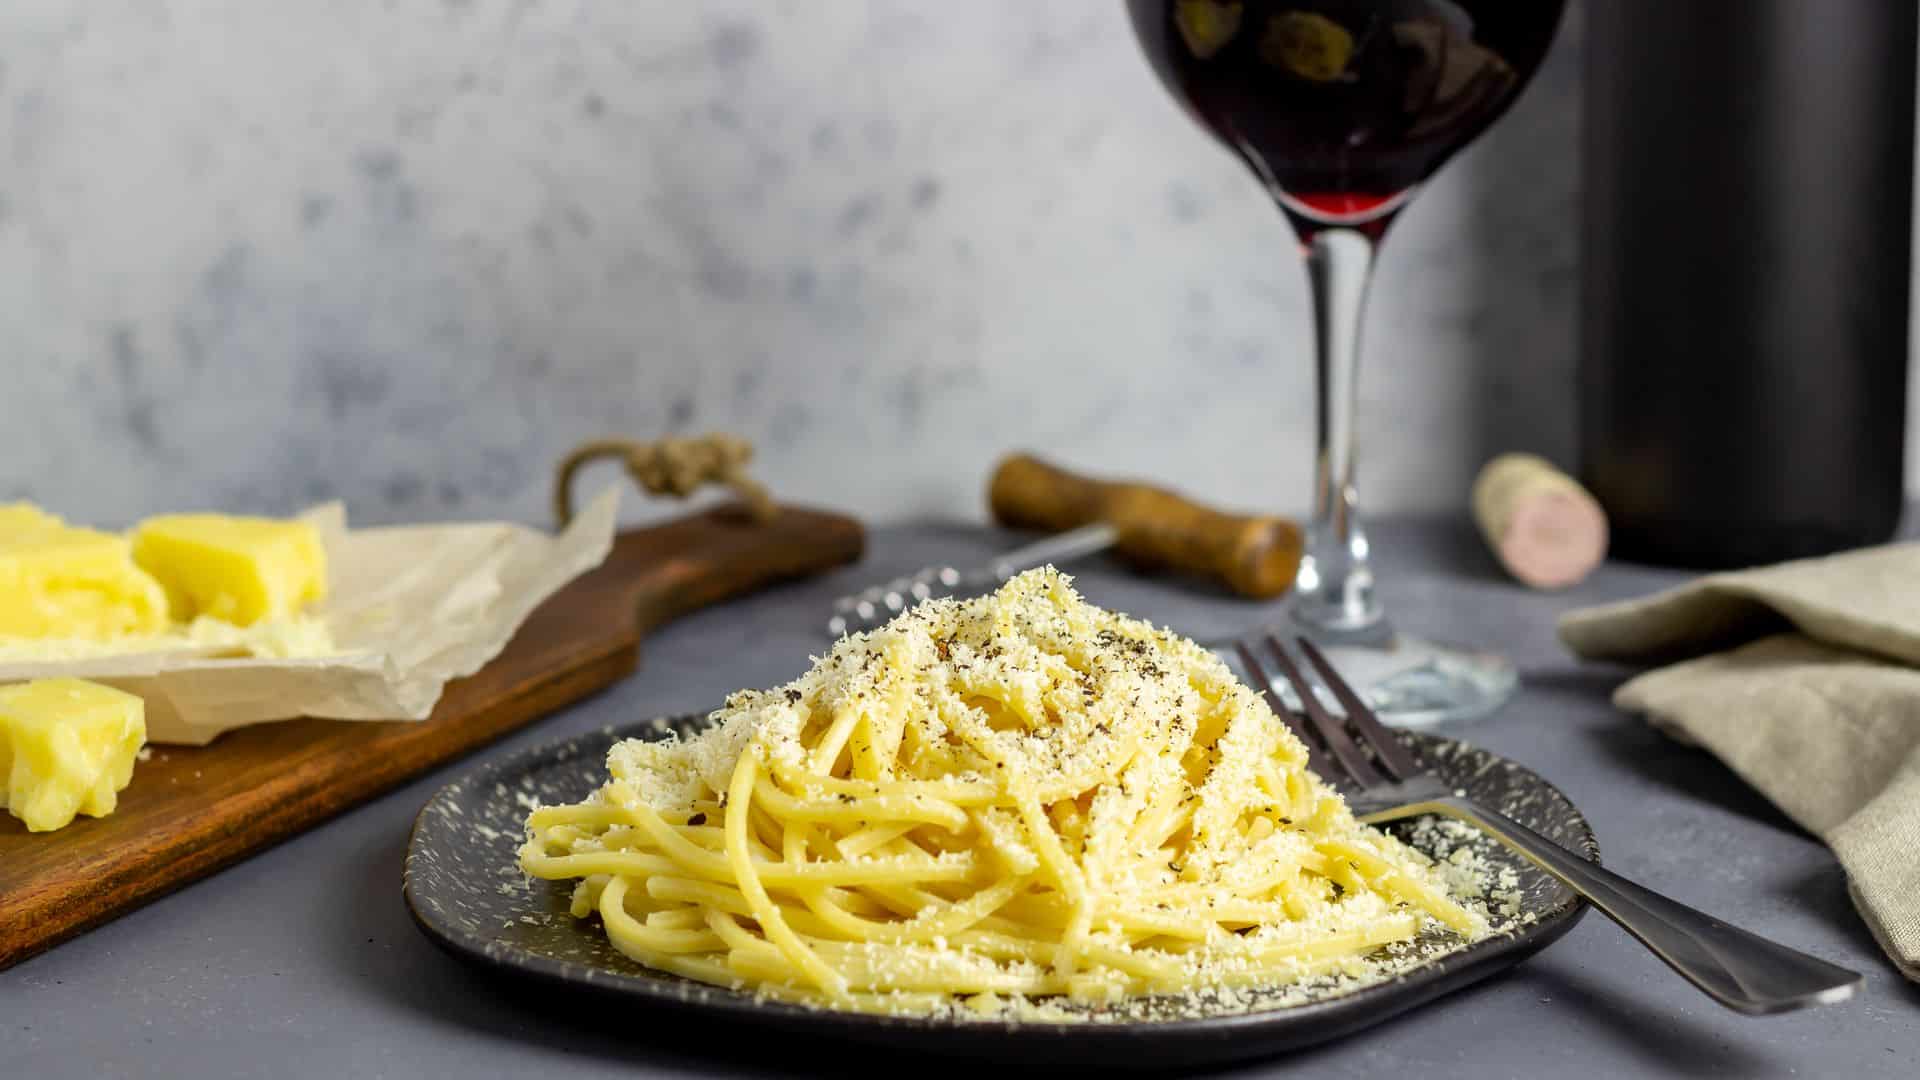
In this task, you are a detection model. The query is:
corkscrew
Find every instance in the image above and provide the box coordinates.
[824,454,1307,637]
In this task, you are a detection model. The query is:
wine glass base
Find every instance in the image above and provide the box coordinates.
[1218,630,1516,729]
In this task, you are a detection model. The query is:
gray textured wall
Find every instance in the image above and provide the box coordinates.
[5,1,1624,528]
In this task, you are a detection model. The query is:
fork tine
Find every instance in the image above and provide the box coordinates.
[1296,638,1423,782]
[1235,641,1335,781]
[1263,635,1388,789]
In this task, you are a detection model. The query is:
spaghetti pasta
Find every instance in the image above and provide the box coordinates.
[519,568,1484,1013]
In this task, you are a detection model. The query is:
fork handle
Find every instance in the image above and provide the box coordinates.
[1405,798,1862,1014]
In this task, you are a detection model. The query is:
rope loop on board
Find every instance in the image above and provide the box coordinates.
[554,433,776,527]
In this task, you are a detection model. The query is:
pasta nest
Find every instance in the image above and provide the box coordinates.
[520,568,1483,1012]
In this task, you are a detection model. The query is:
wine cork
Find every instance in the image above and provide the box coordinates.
[1471,453,1608,589]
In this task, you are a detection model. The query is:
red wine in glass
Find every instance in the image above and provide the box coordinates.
[1128,0,1566,725]
[1130,0,1563,238]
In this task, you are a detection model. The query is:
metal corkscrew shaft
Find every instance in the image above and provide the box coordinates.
[825,524,1119,637]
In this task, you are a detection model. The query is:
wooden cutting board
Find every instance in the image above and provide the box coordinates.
[0,503,863,971]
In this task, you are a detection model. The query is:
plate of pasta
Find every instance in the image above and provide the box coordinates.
[406,570,1595,1066]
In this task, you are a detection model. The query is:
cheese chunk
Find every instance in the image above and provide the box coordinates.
[0,517,171,640]
[132,514,327,626]
[0,678,147,832]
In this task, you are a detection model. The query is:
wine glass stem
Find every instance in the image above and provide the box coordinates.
[1294,227,1383,636]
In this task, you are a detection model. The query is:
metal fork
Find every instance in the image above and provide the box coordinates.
[1236,633,1863,1015]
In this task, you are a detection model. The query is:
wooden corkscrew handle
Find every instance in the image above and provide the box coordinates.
[987,454,1304,599]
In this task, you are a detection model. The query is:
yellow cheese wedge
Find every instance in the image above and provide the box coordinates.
[0,519,171,640]
[131,514,327,627]
[0,678,147,832]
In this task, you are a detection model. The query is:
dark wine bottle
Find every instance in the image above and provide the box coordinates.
[1582,0,1914,568]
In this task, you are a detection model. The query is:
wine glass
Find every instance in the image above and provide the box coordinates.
[1127,0,1567,725]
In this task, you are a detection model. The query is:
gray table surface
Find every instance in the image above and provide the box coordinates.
[7,519,1919,1078]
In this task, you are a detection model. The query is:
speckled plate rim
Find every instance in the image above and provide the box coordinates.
[404,716,1598,1067]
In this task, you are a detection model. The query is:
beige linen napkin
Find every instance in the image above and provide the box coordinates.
[1559,543,1920,980]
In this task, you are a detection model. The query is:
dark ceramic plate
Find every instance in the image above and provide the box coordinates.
[405,716,1597,1069]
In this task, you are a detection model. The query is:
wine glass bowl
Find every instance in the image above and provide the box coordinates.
[1129,1,1564,236]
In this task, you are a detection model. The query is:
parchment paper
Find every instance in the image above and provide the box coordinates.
[0,492,618,745]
